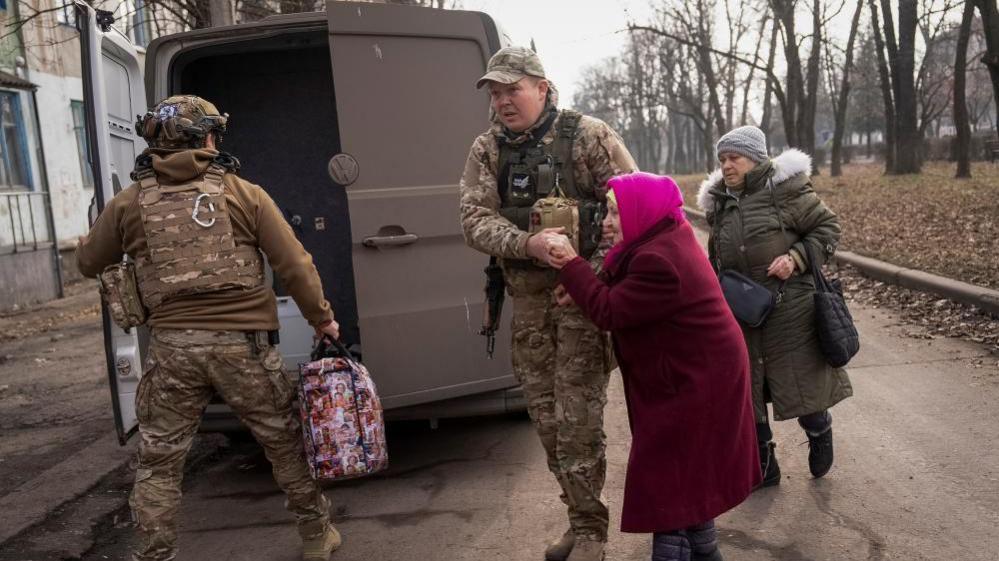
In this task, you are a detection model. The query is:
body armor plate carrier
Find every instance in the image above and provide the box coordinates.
[133,156,264,310]
[497,109,605,268]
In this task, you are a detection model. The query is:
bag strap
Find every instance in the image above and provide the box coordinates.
[765,176,789,302]
[552,109,581,199]
[765,176,786,237]
[802,242,833,294]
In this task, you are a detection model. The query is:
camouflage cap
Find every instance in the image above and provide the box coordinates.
[136,95,228,149]
[476,46,546,89]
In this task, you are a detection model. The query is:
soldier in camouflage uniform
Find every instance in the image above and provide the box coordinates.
[76,96,341,561]
[459,47,638,561]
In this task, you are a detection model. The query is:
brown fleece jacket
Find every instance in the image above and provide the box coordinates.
[76,148,333,331]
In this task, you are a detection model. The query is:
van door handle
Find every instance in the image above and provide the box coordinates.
[362,233,420,248]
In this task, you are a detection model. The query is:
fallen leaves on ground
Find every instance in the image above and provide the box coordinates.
[677,161,999,289]
[676,161,998,360]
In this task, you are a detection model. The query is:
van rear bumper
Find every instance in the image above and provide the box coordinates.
[199,386,526,433]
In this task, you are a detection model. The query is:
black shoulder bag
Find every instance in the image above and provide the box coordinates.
[803,244,860,367]
[716,179,786,328]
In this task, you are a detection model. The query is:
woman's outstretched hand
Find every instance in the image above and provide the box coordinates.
[547,234,578,269]
[553,284,574,307]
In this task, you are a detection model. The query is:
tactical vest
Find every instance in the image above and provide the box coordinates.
[132,156,264,310]
[497,109,605,265]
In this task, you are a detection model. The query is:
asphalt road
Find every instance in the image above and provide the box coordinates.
[2,229,997,561]
[61,303,997,561]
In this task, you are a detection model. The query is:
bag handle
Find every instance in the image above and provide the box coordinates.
[802,242,835,294]
[310,336,356,362]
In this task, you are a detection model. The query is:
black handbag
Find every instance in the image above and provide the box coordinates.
[804,244,860,367]
[715,178,785,328]
[718,270,783,327]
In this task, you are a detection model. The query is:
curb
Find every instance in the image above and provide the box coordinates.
[0,432,135,545]
[683,206,999,316]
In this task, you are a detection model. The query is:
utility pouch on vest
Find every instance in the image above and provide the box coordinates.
[98,260,148,330]
[529,194,580,267]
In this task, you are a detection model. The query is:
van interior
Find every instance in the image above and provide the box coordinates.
[172,31,361,346]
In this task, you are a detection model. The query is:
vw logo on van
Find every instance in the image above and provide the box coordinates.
[328,153,359,187]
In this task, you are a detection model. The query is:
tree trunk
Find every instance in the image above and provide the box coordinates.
[831,0,865,177]
[893,0,921,173]
[741,16,770,125]
[799,0,823,171]
[761,20,780,150]
[869,0,897,173]
[210,0,234,26]
[975,0,999,134]
[955,0,975,178]
[773,0,803,148]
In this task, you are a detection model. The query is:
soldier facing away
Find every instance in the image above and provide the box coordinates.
[76,96,341,561]
[459,47,638,561]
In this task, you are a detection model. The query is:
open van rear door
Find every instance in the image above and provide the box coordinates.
[326,3,513,409]
[76,2,149,444]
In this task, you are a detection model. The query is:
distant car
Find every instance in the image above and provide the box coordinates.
[78,2,523,443]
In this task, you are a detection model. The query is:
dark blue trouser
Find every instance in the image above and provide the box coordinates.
[652,520,718,561]
[756,410,831,443]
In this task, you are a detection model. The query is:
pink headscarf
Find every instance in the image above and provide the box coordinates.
[604,172,686,270]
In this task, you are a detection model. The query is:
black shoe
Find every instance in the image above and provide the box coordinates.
[807,426,834,478]
[692,550,723,561]
[756,441,781,488]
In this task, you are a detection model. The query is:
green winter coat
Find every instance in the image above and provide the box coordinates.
[697,149,852,422]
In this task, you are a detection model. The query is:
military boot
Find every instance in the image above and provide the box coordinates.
[806,426,834,478]
[756,441,781,489]
[544,529,575,561]
[565,537,605,561]
[301,522,342,561]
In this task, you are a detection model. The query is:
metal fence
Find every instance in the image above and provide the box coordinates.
[1,190,53,252]
[0,190,64,299]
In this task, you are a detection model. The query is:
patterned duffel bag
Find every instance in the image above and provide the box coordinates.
[298,338,388,480]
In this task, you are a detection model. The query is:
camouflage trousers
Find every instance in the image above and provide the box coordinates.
[511,291,610,541]
[130,328,329,561]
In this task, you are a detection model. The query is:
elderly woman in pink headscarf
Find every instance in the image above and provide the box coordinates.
[547,172,759,561]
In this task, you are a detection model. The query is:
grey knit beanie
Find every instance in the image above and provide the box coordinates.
[715,126,768,163]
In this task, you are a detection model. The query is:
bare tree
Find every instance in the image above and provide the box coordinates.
[975,0,999,133]
[955,0,975,177]
[827,0,865,176]
[850,28,886,158]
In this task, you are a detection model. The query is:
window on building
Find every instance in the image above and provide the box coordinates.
[71,101,94,190]
[0,92,32,190]
[55,0,76,27]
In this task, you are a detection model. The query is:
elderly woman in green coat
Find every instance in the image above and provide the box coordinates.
[697,126,852,487]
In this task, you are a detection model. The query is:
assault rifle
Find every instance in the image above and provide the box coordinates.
[479,257,506,358]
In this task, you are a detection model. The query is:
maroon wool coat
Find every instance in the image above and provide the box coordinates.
[559,218,761,533]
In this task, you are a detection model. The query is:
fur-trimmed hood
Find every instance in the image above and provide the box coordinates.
[695,148,812,212]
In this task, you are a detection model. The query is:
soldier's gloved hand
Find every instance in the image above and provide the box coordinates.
[315,319,341,342]
[526,227,565,266]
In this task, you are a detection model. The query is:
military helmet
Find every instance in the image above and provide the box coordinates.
[135,95,229,149]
